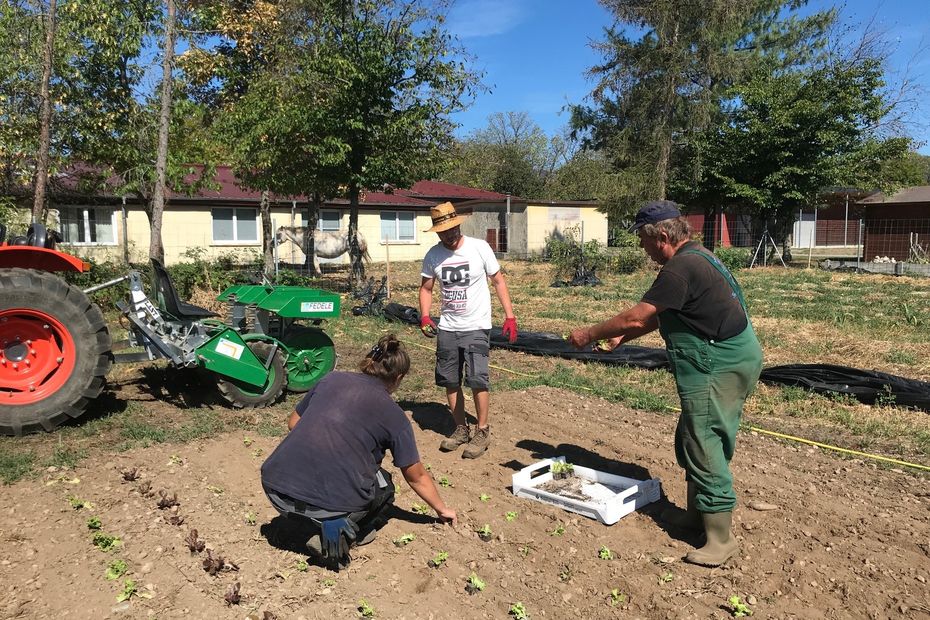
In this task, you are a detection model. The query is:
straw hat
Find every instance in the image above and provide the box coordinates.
[425,201,468,233]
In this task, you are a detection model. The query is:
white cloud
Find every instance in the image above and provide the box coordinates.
[446,0,528,38]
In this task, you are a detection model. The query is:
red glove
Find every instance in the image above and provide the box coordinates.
[502,317,518,344]
[420,315,437,338]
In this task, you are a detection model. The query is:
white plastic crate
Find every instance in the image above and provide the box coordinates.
[512,457,661,525]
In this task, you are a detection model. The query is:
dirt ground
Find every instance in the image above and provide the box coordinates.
[2,366,929,620]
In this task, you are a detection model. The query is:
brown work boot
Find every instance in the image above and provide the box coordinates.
[462,425,490,459]
[440,424,470,452]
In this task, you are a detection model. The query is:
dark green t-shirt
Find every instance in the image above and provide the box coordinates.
[641,241,747,341]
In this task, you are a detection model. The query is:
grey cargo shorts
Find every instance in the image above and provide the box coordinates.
[435,329,491,390]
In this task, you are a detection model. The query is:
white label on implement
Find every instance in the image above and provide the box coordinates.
[301,301,334,312]
[215,338,245,360]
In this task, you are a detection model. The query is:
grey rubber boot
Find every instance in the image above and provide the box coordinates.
[662,480,702,532]
[684,511,739,567]
[439,424,470,452]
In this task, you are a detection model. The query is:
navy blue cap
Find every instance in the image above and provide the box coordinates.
[630,200,682,232]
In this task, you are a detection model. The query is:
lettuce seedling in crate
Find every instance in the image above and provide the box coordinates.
[551,461,574,480]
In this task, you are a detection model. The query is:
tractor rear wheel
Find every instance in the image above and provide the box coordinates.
[215,341,286,409]
[0,268,112,435]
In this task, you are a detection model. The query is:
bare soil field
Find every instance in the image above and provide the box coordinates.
[3,261,930,619]
[2,359,929,619]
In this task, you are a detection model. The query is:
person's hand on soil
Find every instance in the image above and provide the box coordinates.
[593,336,623,352]
[436,506,457,526]
[568,327,593,349]
[502,317,518,344]
[420,316,437,338]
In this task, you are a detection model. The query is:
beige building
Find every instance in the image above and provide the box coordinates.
[41,169,607,266]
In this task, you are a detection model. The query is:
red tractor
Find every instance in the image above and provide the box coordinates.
[0,223,112,435]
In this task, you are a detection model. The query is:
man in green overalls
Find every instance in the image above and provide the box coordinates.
[569,200,763,567]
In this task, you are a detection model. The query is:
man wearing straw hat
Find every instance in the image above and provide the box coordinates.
[419,201,518,459]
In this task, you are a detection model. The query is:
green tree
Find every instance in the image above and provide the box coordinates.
[571,0,835,220]
[296,0,481,284]
[692,57,913,248]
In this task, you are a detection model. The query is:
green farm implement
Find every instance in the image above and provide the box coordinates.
[1,223,340,435]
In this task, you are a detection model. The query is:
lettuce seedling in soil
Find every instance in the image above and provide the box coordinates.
[295,560,309,572]
[428,551,448,568]
[358,599,375,617]
[392,533,415,547]
[509,602,528,619]
[728,595,753,617]
[68,496,91,510]
[245,512,257,526]
[185,529,205,554]
[550,523,565,536]
[242,437,253,447]
[598,546,613,560]
[438,476,452,488]
[476,524,493,542]
[505,511,518,522]
[116,579,137,602]
[92,532,122,552]
[609,589,627,607]
[322,578,336,587]
[105,560,128,581]
[658,571,673,584]
[120,468,140,482]
[156,490,179,509]
[86,516,102,530]
[465,572,486,594]
[558,564,572,582]
[224,582,241,606]
[479,493,491,502]
[410,503,430,514]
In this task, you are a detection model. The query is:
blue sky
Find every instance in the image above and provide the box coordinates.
[446,0,930,155]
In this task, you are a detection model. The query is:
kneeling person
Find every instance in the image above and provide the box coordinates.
[261,335,456,567]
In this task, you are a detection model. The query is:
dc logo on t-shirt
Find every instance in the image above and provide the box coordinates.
[441,264,470,287]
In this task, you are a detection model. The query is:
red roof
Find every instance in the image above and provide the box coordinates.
[405,180,514,201]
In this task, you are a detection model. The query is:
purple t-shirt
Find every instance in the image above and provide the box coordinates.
[260,372,420,512]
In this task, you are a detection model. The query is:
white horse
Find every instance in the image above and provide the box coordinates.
[275,226,371,273]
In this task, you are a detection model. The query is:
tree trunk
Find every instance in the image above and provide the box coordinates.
[32,0,57,224]
[149,0,175,263]
[348,181,364,286]
[304,194,321,276]
[260,190,274,277]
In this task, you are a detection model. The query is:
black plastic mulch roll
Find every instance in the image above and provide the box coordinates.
[489,329,670,370]
[374,305,930,411]
[758,364,930,411]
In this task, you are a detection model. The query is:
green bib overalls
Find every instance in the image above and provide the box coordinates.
[658,250,763,513]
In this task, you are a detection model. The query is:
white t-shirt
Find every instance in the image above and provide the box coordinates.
[421,236,501,331]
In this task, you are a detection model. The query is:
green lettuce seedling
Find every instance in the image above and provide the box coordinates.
[476,524,493,541]
[429,551,448,567]
[86,516,102,530]
[550,523,565,536]
[105,559,128,580]
[410,502,430,514]
[393,533,416,547]
[598,546,613,560]
[509,602,528,619]
[92,532,122,552]
[728,595,753,617]
[609,589,627,606]
[295,560,309,572]
[479,493,491,502]
[505,511,518,522]
[116,579,137,602]
[358,599,375,618]
[466,572,486,594]
[438,476,452,488]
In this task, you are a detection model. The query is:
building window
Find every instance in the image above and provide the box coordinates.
[319,210,341,232]
[59,206,117,245]
[380,211,415,242]
[212,208,258,243]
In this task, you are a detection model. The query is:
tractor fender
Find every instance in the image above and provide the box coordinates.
[0,246,90,272]
[195,328,268,388]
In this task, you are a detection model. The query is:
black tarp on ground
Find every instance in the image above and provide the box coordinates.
[377,304,930,411]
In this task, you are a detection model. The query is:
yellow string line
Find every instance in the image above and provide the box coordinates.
[358,326,930,473]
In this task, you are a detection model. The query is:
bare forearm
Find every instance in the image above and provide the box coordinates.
[589,312,658,342]
[407,475,448,513]
[418,286,433,319]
